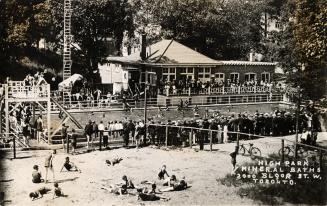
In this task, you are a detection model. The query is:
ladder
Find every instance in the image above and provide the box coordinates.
[63,0,72,80]
[0,96,5,134]
[63,0,72,105]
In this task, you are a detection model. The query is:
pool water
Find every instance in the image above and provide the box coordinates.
[51,103,293,129]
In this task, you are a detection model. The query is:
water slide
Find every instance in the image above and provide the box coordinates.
[50,98,83,129]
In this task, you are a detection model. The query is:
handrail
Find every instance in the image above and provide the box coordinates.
[3,82,51,99]
[146,123,327,153]
[162,85,277,96]
[50,98,83,129]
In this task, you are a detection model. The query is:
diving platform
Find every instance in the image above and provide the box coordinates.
[0,81,51,144]
[0,81,81,146]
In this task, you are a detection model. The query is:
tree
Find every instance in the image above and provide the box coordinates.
[0,0,9,61]
[133,0,266,60]
[293,0,326,100]
[264,0,326,100]
[2,0,52,58]
[47,0,134,81]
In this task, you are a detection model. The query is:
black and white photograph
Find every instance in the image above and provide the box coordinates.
[0,0,326,205]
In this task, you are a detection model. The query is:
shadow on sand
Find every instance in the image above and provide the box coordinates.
[55,177,79,184]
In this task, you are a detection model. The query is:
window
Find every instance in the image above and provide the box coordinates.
[261,72,270,82]
[180,68,187,73]
[198,68,211,82]
[180,67,194,80]
[244,73,257,82]
[230,73,239,83]
[275,21,281,29]
[162,68,176,81]
[215,73,225,82]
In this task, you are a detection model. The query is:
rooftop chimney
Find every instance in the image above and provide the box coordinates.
[140,33,147,61]
[249,52,255,62]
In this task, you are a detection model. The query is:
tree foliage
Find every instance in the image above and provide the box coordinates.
[294,0,327,64]
[132,0,266,60]
[48,0,134,78]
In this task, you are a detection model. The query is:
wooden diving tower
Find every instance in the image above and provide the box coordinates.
[0,81,52,144]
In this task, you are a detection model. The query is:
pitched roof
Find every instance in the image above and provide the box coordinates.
[107,39,220,66]
[220,61,277,66]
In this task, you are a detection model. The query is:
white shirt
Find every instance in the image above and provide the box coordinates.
[98,123,105,131]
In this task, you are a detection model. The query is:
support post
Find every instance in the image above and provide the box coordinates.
[0,103,3,133]
[190,128,193,148]
[319,150,323,172]
[66,133,69,153]
[281,139,284,164]
[294,86,301,160]
[165,125,168,147]
[13,135,16,159]
[47,97,51,144]
[99,133,102,151]
[32,102,36,122]
[5,100,9,138]
[144,72,148,146]
[210,130,213,151]
[237,127,240,148]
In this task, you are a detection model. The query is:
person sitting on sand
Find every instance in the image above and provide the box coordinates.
[106,156,123,166]
[158,165,170,180]
[101,184,127,195]
[163,175,177,186]
[60,157,81,172]
[160,178,188,192]
[101,175,135,195]
[53,183,67,199]
[32,165,43,183]
[120,175,135,189]
[29,187,51,200]
[138,184,170,201]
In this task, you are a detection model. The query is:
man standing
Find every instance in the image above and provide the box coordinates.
[98,121,105,150]
[128,120,135,144]
[85,120,93,150]
[61,123,68,152]
[45,150,56,183]
[122,121,130,147]
[36,116,43,142]
[92,121,98,140]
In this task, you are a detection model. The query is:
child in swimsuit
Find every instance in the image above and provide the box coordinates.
[60,157,81,172]
[158,165,169,180]
[29,187,51,200]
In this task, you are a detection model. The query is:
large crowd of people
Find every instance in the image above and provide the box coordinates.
[73,105,321,151]
[158,78,277,95]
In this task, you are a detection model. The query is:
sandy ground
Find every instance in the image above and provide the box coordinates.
[1,145,256,206]
[1,132,326,206]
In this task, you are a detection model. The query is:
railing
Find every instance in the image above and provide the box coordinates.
[4,81,50,99]
[0,132,29,158]
[145,123,327,165]
[162,86,273,97]
[45,94,283,112]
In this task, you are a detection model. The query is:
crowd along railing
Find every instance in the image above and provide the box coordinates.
[162,85,273,97]
[4,81,51,99]
[45,93,283,112]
